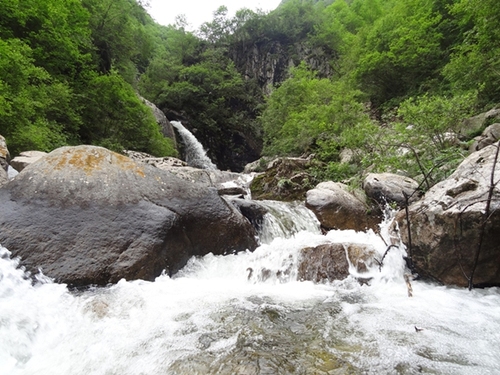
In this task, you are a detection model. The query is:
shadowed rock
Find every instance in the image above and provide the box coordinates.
[0,145,257,286]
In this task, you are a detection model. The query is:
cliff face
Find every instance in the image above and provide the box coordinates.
[230,39,335,95]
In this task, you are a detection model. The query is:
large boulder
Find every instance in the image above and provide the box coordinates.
[363,172,420,207]
[306,181,379,232]
[0,146,257,287]
[394,144,500,287]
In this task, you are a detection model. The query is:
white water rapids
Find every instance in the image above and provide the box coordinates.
[1,205,499,375]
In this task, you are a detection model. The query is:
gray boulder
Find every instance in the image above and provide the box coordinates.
[394,144,500,287]
[10,150,47,172]
[0,145,257,286]
[306,181,379,232]
[363,172,420,207]
[459,108,500,137]
[469,123,500,152]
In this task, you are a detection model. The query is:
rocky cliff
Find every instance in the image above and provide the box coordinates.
[230,39,335,95]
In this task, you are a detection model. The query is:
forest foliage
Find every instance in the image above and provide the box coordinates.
[0,0,176,156]
[1,0,499,180]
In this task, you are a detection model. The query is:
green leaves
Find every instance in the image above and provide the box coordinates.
[443,0,500,106]
[79,71,175,156]
[261,63,371,157]
[0,39,74,154]
[0,0,177,158]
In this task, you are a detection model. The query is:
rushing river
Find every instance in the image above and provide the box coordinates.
[1,204,499,375]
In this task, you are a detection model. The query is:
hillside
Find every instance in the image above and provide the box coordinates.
[1,0,499,176]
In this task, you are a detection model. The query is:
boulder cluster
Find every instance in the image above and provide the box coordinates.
[248,142,500,288]
[1,125,499,289]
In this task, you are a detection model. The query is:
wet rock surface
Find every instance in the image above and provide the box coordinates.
[297,243,350,283]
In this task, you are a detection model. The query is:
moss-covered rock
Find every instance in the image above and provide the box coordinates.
[249,157,316,201]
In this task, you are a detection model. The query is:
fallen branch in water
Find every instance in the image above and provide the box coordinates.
[375,244,399,271]
[404,273,414,297]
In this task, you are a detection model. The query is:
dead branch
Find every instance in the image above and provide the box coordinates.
[404,273,414,297]
[375,244,399,271]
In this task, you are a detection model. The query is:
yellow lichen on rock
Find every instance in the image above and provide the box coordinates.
[49,146,145,177]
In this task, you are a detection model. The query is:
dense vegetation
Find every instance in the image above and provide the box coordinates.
[1,0,499,179]
[0,0,176,156]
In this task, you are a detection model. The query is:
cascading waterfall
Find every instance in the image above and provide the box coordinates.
[170,121,217,170]
[1,206,500,375]
[255,200,321,244]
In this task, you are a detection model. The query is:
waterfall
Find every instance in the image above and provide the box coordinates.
[171,121,217,170]
[255,200,321,244]
[1,209,500,374]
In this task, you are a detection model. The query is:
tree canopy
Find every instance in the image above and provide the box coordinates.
[0,0,175,156]
[1,0,498,179]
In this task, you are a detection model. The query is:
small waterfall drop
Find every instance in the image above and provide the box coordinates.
[171,121,217,170]
[2,209,500,374]
[255,200,321,244]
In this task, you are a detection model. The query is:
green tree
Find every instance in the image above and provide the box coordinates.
[0,0,93,79]
[79,71,175,155]
[261,63,371,157]
[0,39,73,154]
[444,0,500,106]
[353,0,444,106]
[82,0,155,82]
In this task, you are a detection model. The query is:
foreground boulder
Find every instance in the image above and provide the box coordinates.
[306,181,380,232]
[394,144,500,287]
[0,146,257,286]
